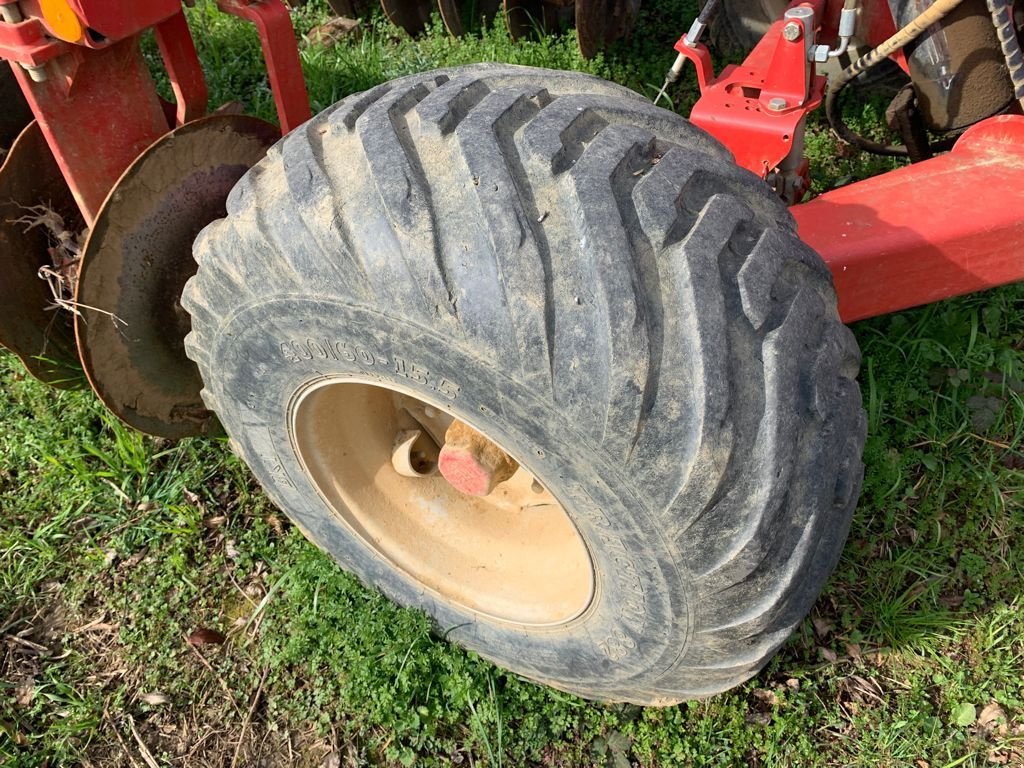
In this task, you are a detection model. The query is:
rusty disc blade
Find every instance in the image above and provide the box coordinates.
[0,121,84,388]
[75,114,278,439]
[380,0,434,35]
[575,0,640,58]
[327,0,377,15]
[503,0,536,40]
[503,0,572,40]
[0,66,33,151]
[438,0,501,36]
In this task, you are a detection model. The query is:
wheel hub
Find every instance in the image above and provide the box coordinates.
[289,378,595,627]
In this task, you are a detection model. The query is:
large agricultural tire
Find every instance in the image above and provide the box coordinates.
[182,63,866,704]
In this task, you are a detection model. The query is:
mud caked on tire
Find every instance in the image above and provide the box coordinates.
[183,64,865,704]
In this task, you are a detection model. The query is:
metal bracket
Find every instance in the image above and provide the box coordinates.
[673,0,826,187]
[217,0,312,133]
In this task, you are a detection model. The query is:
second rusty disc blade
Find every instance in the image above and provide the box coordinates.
[504,0,572,40]
[381,0,434,35]
[0,121,84,388]
[74,114,279,439]
[438,0,501,36]
[0,66,33,150]
[575,0,640,58]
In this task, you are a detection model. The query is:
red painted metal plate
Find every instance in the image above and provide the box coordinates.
[74,115,279,438]
[680,12,826,177]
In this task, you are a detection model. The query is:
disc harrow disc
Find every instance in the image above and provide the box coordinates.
[575,0,640,58]
[437,0,500,37]
[380,0,434,35]
[0,121,84,387]
[503,0,573,41]
[327,0,376,15]
[74,114,278,439]
[0,66,33,150]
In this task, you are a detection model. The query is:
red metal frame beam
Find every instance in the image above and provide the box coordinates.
[795,115,1024,323]
[154,10,208,125]
[217,0,311,133]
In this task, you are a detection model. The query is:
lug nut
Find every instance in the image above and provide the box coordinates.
[782,21,802,41]
[438,420,519,497]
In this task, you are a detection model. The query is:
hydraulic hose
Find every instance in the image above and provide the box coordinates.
[985,0,1024,111]
[825,0,969,156]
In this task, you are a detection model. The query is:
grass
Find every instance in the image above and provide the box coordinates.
[1,0,1023,764]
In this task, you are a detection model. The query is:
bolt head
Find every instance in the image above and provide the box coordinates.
[767,97,788,112]
[782,21,802,42]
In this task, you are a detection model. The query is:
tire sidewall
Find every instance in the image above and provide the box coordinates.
[210,296,693,694]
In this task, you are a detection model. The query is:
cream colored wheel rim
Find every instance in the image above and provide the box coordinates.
[289,378,595,627]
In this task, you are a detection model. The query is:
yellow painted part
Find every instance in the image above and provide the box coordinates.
[39,0,84,43]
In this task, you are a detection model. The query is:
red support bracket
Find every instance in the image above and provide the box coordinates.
[796,116,1024,323]
[217,0,311,133]
[0,16,66,66]
[2,0,308,232]
[673,0,826,179]
[10,38,170,225]
[674,34,715,91]
[154,10,209,125]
